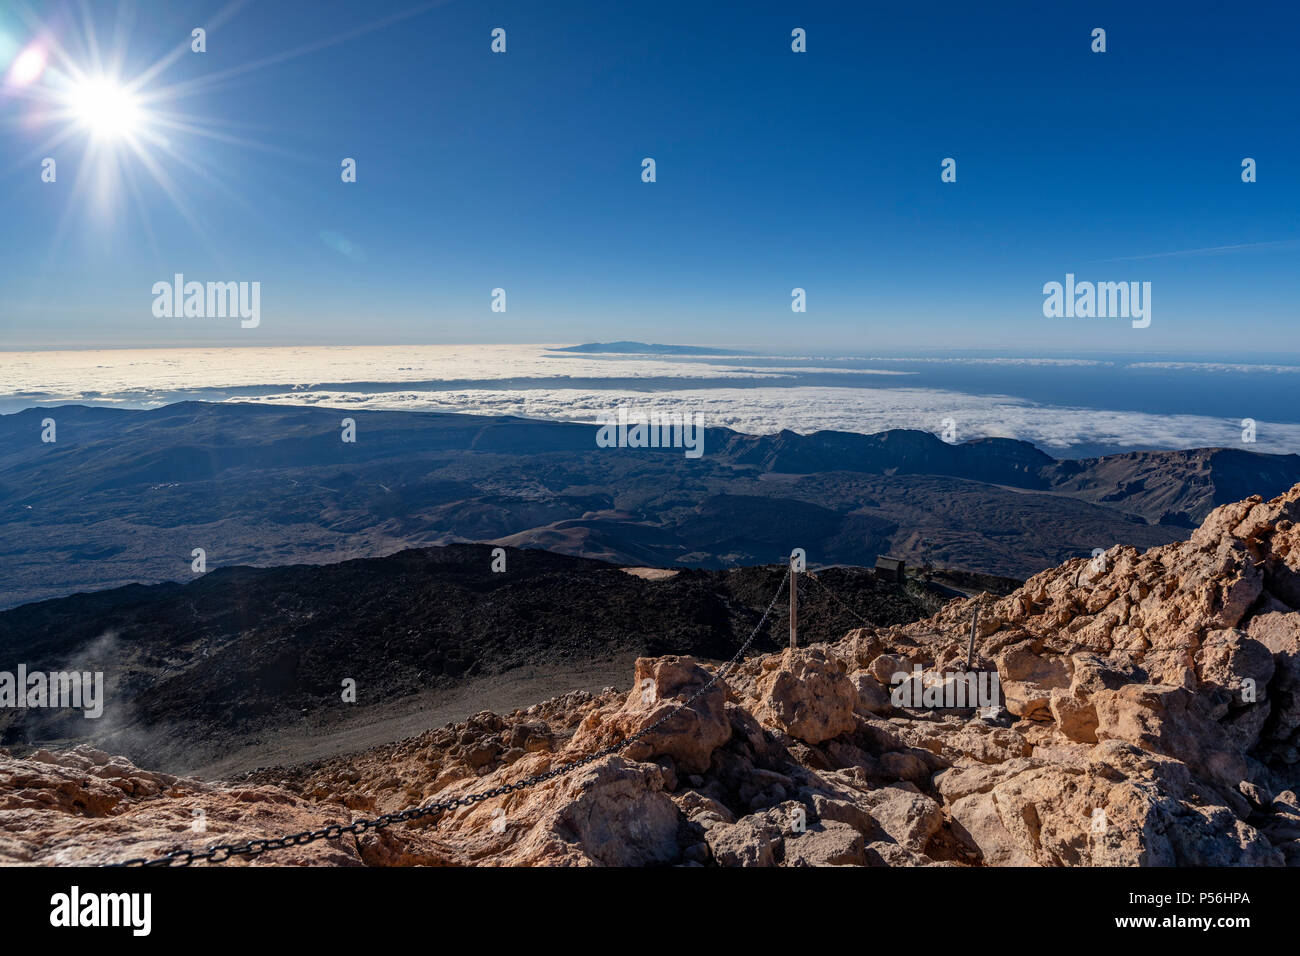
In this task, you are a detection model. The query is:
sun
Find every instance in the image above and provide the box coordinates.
[65,76,144,141]
[4,0,434,244]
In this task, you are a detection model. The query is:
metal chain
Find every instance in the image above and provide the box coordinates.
[111,568,791,867]
[805,568,951,642]
[803,568,876,629]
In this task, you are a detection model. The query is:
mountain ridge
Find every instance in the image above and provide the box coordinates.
[2,402,1297,607]
[549,342,748,355]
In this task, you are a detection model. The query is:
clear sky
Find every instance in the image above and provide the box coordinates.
[1,0,1296,352]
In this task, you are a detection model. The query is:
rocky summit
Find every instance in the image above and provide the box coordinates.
[5,484,1300,867]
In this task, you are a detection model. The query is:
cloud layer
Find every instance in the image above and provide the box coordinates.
[2,345,1296,454]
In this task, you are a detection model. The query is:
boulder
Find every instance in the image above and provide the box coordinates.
[859,783,943,853]
[570,656,730,774]
[754,647,858,745]
[995,642,1071,719]
[849,671,893,715]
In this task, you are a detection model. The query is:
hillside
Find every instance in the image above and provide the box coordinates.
[0,545,932,772]
[3,402,1297,607]
[4,482,1300,866]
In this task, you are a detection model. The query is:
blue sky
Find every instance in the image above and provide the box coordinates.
[1,0,1296,352]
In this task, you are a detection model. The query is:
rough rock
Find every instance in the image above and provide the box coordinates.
[7,484,1300,867]
[570,656,730,774]
[752,647,858,744]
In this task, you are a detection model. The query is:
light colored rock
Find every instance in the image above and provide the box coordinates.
[859,783,943,853]
[705,813,783,867]
[753,647,858,745]
[570,656,729,774]
[850,670,893,715]
[782,820,867,866]
[949,790,1036,866]
[996,642,1071,718]
[869,653,911,685]
[1049,690,1099,743]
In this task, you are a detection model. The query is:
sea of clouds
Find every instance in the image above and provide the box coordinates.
[2,345,1297,455]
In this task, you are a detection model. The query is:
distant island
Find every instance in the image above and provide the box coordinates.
[552,342,749,356]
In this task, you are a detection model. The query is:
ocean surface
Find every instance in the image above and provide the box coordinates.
[2,345,1298,458]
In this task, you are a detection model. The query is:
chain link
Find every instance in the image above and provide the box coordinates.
[803,568,877,629]
[805,568,952,642]
[110,568,791,867]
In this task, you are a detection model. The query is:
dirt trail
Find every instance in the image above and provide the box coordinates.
[186,654,637,780]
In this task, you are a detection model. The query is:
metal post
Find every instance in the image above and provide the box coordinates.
[966,606,979,670]
[789,556,798,649]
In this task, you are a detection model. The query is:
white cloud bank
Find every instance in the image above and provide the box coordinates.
[1,345,1296,454]
[233,385,1300,455]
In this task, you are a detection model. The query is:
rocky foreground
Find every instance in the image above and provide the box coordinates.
[5,485,1300,867]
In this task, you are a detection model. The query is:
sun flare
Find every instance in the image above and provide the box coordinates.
[65,76,143,141]
[2,0,413,244]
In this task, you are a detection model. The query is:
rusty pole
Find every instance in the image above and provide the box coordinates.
[789,556,798,649]
[966,606,979,670]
